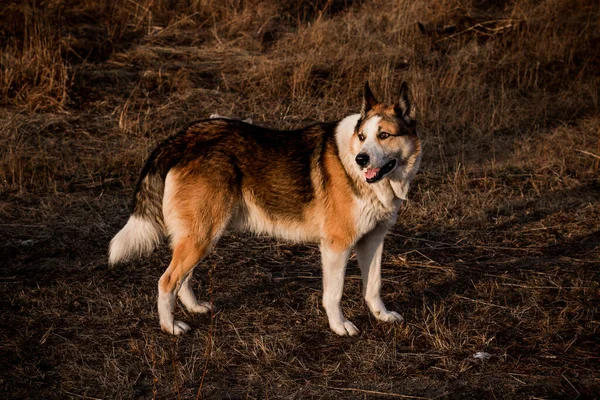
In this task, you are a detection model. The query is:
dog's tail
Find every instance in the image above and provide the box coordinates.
[109,148,169,265]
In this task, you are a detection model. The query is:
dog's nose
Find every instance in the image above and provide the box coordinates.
[355,153,370,167]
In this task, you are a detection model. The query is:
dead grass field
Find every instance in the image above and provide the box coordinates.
[1,0,599,398]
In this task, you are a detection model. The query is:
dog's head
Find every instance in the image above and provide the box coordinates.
[350,81,421,185]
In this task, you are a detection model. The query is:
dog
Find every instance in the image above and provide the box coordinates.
[108,82,422,336]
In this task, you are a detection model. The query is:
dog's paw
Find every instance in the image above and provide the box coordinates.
[330,320,360,336]
[188,302,212,314]
[161,320,191,335]
[374,310,404,323]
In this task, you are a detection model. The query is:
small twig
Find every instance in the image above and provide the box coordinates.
[456,295,509,309]
[562,374,580,397]
[39,324,54,345]
[318,385,432,399]
[508,374,526,385]
[436,19,521,43]
[390,352,448,358]
[500,283,594,289]
[576,149,600,160]
[405,249,440,265]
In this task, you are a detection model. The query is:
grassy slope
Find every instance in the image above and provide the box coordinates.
[1,0,599,398]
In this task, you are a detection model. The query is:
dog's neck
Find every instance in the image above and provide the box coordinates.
[334,114,420,207]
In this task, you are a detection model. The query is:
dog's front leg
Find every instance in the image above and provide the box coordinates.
[320,243,358,336]
[356,223,403,324]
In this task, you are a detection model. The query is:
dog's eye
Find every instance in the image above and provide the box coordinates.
[358,132,365,141]
[378,131,390,140]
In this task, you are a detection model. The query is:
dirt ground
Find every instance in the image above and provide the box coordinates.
[1,0,599,398]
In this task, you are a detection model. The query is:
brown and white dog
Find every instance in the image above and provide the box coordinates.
[108,82,422,336]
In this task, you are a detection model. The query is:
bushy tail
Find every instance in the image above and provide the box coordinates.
[109,170,166,265]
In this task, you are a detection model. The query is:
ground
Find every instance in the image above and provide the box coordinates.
[1,0,599,398]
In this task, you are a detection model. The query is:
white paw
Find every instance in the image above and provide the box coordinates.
[161,320,191,335]
[374,310,404,323]
[188,302,212,314]
[329,319,360,336]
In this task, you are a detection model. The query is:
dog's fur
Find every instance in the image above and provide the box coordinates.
[109,82,422,336]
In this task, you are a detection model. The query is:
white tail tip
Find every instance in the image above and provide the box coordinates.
[108,215,161,265]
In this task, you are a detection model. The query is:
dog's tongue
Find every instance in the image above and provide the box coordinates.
[364,168,380,180]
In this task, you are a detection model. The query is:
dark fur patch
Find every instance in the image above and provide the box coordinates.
[134,119,346,222]
[354,106,417,138]
[132,173,165,228]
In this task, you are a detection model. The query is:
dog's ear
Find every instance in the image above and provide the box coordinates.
[361,81,378,118]
[395,81,416,126]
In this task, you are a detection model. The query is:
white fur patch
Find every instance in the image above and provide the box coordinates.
[108,215,162,264]
[358,116,389,171]
[210,113,252,124]
[335,114,362,177]
[321,246,358,336]
[389,180,410,201]
[337,113,361,138]
[231,192,321,243]
[362,116,381,140]
[158,284,190,335]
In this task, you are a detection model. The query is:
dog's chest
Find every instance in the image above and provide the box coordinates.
[355,192,401,235]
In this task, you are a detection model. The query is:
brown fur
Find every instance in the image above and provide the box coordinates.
[160,167,236,295]
[321,141,358,252]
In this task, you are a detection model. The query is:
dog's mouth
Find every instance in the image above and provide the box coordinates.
[364,159,397,184]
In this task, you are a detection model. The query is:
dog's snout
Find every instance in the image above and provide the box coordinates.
[355,153,370,167]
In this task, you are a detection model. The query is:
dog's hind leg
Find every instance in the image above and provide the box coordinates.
[158,169,235,335]
[356,222,403,324]
[178,273,212,314]
[158,239,210,335]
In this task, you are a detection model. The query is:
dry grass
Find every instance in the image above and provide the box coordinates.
[1,0,599,398]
